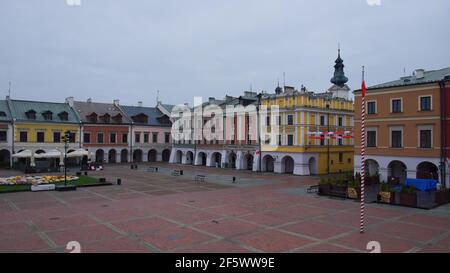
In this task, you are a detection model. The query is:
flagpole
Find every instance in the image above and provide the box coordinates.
[360,66,366,234]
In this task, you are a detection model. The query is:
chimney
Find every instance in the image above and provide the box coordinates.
[415,69,425,79]
[65,96,74,107]
[138,101,143,107]
[113,99,120,106]
[87,98,92,103]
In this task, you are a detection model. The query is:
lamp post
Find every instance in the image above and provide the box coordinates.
[56,130,76,191]
[326,101,330,174]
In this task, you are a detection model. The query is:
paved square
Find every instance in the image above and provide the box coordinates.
[0,163,449,253]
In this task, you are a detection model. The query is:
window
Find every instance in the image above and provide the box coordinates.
[110,133,116,144]
[287,115,294,126]
[420,96,431,111]
[287,135,294,146]
[37,132,45,143]
[419,129,432,148]
[143,133,149,143]
[339,153,343,163]
[320,135,325,146]
[69,132,76,143]
[320,116,325,126]
[83,133,90,143]
[338,117,343,126]
[25,110,36,120]
[266,116,270,126]
[367,131,377,147]
[97,132,104,144]
[278,116,282,126]
[392,99,402,113]
[338,138,343,146]
[265,135,271,145]
[0,111,6,117]
[42,111,52,121]
[20,131,27,142]
[0,131,6,142]
[53,132,61,143]
[277,135,282,146]
[164,133,170,143]
[391,130,402,148]
[122,133,128,143]
[135,133,140,143]
[152,133,158,143]
[58,111,68,121]
[368,101,376,114]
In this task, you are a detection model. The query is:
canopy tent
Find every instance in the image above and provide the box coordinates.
[12,150,34,158]
[67,149,89,158]
[35,149,62,159]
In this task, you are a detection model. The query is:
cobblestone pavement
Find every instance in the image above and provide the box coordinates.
[0,163,449,253]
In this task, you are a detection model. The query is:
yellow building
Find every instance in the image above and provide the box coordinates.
[259,51,354,175]
[8,99,81,170]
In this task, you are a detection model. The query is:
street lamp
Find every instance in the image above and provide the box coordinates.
[56,130,76,191]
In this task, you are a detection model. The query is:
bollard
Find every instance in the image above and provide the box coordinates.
[130,165,134,170]
[156,167,158,172]
[180,170,183,175]
[232,176,236,183]
[117,178,121,185]
[84,171,88,176]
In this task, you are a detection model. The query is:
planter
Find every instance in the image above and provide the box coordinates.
[330,185,348,198]
[99,178,106,183]
[399,192,417,207]
[347,187,361,199]
[319,184,331,195]
[435,190,449,205]
[378,191,395,204]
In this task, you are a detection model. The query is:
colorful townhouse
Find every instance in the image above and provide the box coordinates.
[169,91,261,170]
[260,51,354,175]
[354,67,450,187]
[68,98,132,164]
[119,102,172,163]
[7,98,81,171]
[0,99,13,167]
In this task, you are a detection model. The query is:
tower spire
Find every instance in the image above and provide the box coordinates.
[330,46,348,87]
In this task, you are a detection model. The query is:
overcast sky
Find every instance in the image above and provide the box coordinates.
[1,0,449,106]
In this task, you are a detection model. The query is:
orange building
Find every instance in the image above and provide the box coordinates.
[354,68,450,187]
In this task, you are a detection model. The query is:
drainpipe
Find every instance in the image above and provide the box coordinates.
[11,118,15,168]
[439,80,447,186]
[258,95,262,172]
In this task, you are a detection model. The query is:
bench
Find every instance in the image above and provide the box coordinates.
[195,175,206,182]
[307,185,319,193]
[172,170,181,176]
[147,167,158,173]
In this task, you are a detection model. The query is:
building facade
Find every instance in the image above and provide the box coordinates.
[119,102,172,163]
[0,100,13,167]
[69,98,131,164]
[169,91,261,171]
[353,67,450,187]
[7,98,81,170]
[260,51,354,175]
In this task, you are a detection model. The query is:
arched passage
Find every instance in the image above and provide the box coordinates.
[120,149,128,163]
[388,160,407,183]
[133,149,143,163]
[0,149,11,168]
[228,152,237,168]
[211,152,222,167]
[162,149,171,162]
[108,149,116,163]
[308,157,317,175]
[416,162,439,180]
[365,159,379,177]
[262,155,274,172]
[243,154,254,170]
[186,151,194,165]
[148,149,157,162]
[175,150,183,164]
[281,156,294,174]
[197,152,207,166]
[95,149,104,163]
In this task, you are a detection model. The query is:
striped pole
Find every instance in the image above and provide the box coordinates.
[360,66,366,234]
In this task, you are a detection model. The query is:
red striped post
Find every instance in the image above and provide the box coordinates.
[360,67,366,234]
